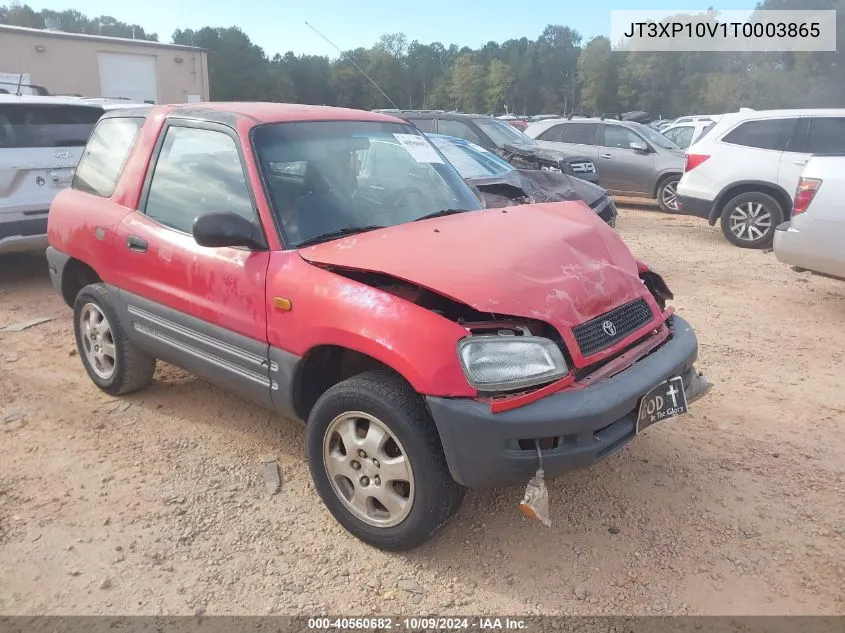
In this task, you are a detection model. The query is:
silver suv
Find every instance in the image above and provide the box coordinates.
[524,117,686,212]
[0,96,106,254]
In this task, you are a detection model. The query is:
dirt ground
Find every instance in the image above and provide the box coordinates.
[1,205,843,617]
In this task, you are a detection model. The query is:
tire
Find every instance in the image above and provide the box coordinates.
[306,370,464,551]
[719,191,783,248]
[656,176,681,213]
[73,283,156,395]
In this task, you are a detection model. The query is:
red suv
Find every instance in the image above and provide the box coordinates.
[46,103,710,551]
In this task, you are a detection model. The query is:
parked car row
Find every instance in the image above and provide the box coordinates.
[380,110,601,185]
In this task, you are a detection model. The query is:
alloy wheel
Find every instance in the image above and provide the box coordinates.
[728,201,773,242]
[79,303,117,380]
[322,411,415,528]
[661,180,680,212]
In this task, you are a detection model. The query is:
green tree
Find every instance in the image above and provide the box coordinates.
[449,54,486,112]
[577,36,617,115]
[172,27,267,101]
[485,59,515,113]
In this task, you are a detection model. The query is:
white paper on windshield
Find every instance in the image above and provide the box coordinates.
[392,134,444,163]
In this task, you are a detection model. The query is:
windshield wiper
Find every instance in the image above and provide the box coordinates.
[413,208,471,223]
[295,225,385,248]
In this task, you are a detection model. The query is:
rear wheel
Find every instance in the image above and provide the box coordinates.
[719,191,783,248]
[306,370,464,551]
[73,283,156,395]
[657,176,681,213]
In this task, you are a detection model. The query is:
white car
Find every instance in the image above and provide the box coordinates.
[774,155,845,280]
[0,95,140,254]
[676,108,845,248]
[661,118,720,150]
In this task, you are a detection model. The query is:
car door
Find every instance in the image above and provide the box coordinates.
[534,122,600,163]
[113,120,274,406]
[598,123,655,194]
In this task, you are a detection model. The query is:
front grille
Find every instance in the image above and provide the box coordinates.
[572,298,655,357]
[569,161,597,174]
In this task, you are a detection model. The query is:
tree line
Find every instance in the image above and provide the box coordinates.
[3,0,844,117]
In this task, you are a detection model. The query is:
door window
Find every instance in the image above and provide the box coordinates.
[143,126,255,234]
[722,118,798,151]
[602,125,641,149]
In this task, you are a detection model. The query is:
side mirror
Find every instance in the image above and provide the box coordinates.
[192,212,266,250]
[630,141,649,153]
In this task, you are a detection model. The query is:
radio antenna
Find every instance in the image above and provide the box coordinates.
[305,20,400,110]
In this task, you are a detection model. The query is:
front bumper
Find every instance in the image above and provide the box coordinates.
[426,315,700,488]
[675,194,714,220]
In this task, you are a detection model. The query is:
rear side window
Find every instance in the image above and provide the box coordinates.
[722,118,798,151]
[536,124,565,142]
[805,117,845,154]
[73,117,144,197]
[0,104,102,149]
[144,126,254,234]
[560,123,599,145]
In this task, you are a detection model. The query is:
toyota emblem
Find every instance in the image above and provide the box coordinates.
[54,150,73,160]
[602,320,617,336]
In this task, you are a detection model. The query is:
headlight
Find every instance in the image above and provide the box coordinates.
[457,336,568,392]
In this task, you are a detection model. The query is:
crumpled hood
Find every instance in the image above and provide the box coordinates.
[298,203,649,333]
[505,144,591,164]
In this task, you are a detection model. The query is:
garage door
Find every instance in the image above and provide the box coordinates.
[97,52,158,103]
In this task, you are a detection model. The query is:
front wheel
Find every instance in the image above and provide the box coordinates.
[657,176,681,213]
[719,191,783,248]
[306,370,464,551]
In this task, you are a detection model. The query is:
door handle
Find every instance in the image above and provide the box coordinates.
[126,235,148,253]
[793,159,808,166]
[600,153,613,159]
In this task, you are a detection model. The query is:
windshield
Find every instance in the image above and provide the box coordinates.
[631,121,680,150]
[427,134,514,179]
[473,117,538,149]
[252,120,483,248]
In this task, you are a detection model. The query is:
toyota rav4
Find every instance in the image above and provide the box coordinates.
[46,103,711,551]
